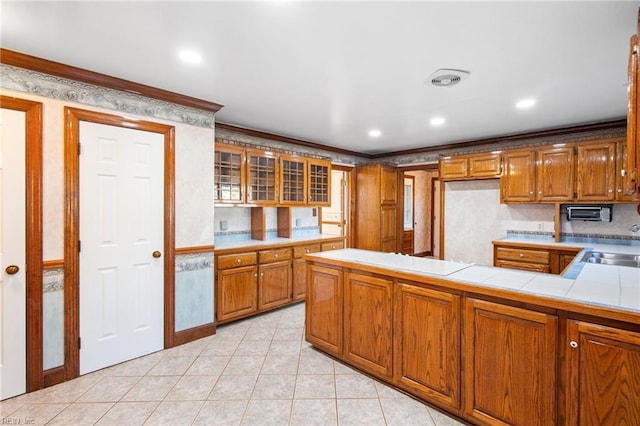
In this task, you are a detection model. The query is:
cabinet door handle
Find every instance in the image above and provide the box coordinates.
[519,253,524,258]
[569,340,578,349]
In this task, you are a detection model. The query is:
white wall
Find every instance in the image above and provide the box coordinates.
[443,179,640,266]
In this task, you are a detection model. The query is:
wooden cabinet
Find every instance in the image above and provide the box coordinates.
[394,282,460,410]
[308,159,331,206]
[501,149,536,202]
[292,243,320,301]
[564,320,640,425]
[355,164,398,252]
[440,152,501,181]
[257,248,292,310]
[321,240,344,251]
[279,154,306,205]
[215,142,331,207]
[617,140,636,202]
[495,245,551,273]
[344,271,393,379]
[215,252,258,322]
[493,241,580,275]
[463,298,557,426]
[627,26,640,199]
[537,145,574,201]
[576,140,616,201]
[214,144,245,203]
[247,148,278,205]
[305,264,343,357]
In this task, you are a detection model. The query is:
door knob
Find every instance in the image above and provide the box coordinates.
[5,265,19,275]
[152,251,162,258]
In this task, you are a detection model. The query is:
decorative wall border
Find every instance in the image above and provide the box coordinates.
[1,64,216,129]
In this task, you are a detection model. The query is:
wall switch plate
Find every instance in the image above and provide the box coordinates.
[312,208,317,217]
[220,220,228,231]
[296,218,302,227]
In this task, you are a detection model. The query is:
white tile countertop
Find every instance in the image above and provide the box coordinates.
[307,246,640,317]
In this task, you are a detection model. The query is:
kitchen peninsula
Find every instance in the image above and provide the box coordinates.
[304,248,640,425]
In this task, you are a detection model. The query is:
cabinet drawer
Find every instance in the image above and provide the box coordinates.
[294,244,321,258]
[259,248,292,263]
[217,252,257,270]
[496,247,549,264]
[496,259,550,273]
[322,240,344,251]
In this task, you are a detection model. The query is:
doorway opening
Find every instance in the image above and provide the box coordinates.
[320,165,353,247]
[400,165,439,257]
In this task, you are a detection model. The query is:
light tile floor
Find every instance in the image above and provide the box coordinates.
[0,303,465,425]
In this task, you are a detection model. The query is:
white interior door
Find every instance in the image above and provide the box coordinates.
[79,121,164,375]
[0,108,27,400]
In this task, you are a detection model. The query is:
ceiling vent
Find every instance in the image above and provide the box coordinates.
[428,69,470,87]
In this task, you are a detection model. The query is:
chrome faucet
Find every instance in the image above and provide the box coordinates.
[630,224,640,233]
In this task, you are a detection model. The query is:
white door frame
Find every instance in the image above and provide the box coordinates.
[63,107,175,380]
[0,96,43,394]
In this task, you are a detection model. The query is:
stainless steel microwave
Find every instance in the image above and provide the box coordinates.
[566,205,612,222]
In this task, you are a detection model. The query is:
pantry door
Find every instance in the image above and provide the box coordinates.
[0,107,26,399]
[78,121,165,375]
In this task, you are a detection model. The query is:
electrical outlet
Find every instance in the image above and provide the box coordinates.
[296,218,302,227]
[220,220,228,231]
[537,223,543,231]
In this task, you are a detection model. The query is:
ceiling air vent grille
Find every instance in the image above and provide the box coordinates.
[428,69,470,87]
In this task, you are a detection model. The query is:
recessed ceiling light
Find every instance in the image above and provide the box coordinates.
[368,129,382,137]
[430,117,445,126]
[178,49,203,64]
[516,98,536,109]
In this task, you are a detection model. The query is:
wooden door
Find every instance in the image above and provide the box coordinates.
[394,283,460,409]
[292,257,306,301]
[305,264,343,357]
[463,298,557,425]
[576,141,616,201]
[501,149,536,202]
[280,154,306,205]
[0,107,26,399]
[258,260,291,310]
[537,145,574,201]
[565,320,640,425]
[214,143,245,204]
[216,265,258,322]
[627,30,640,199]
[344,271,393,379]
[79,122,165,375]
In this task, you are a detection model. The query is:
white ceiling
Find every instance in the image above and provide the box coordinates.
[1,1,637,155]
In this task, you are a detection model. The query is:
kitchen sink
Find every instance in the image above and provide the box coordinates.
[580,251,640,268]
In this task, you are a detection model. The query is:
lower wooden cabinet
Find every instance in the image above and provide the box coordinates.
[305,264,343,357]
[292,244,321,301]
[463,298,557,426]
[564,320,640,425]
[258,260,292,310]
[344,271,393,379]
[493,241,580,275]
[216,264,258,322]
[394,282,460,409]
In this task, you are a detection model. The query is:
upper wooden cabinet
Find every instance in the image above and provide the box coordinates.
[440,152,501,181]
[501,138,627,204]
[214,144,246,204]
[308,159,331,206]
[215,142,331,206]
[627,25,640,199]
[576,140,616,202]
[617,140,636,202]
[537,145,574,202]
[280,154,307,205]
[501,149,536,202]
[355,164,399,252]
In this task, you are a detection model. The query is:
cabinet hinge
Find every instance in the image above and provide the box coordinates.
[573,147,578,155]
[78,337,81,350]
[573,192,577,198]
[78,143,81,155]
[78,240,81,252]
